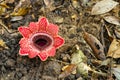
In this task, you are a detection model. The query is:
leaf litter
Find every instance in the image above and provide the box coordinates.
[0,0,120,79]
[104,16,120,26]
[91,0,119,15]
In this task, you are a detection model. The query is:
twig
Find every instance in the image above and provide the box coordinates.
[0,20,19,35]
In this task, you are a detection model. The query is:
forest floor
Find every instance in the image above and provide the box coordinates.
[0,0,120,80]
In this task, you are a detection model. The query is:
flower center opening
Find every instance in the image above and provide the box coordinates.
[31,33,53,51]
[35,39,47,47]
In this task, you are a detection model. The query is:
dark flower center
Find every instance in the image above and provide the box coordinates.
[31,33,53,50]
[35,39,47,46]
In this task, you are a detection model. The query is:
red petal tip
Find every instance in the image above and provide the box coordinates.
[54,36,65,48]
[38,52,48,61]
[18,27,32,38]
[47,23,59,36]
[29,22,38,32]
[38,17,49,31]
[19,48,28,56]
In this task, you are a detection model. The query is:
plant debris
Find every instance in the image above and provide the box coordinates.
[0,0,120,79]
[91,0,119,15]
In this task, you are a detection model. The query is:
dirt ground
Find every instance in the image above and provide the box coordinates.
[0,0,120,80]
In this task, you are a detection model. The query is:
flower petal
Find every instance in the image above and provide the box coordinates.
[18,27,32,38]
[47,23,58,36]
[28,49,39,58]
[38,17,48,32]
[19,48,29,56]
[29,22,38,32]
[54,36,64,48]
[19,38,29,49]
[47,47,56,56]
[38,52,48,61]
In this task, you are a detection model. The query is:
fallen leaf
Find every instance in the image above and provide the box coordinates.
[44,0,54,7]
[114,30,120,39]
[100,58,111,66]
[11,7,30,16]
[43,0,58,12]
[71,46,87,63]
[59,64,77,78]
[91,0,119,15]
[107,39,120,58]
[11,16,23,21]
[71,46,91,77]
[0,39,9,50]
[111,68,120,80]
[104,16,120,26]
[105,26,113,42]
[83,31,106,60]
[76,62,91,78]
[0,2,9,15]
[11,0,31,16]
[90,59,102,66]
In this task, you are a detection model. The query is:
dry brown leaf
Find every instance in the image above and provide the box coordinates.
[11,16,23,21]
[114,30,120,39]
[11,0,31,16]
[44,0,54,7]
[105,26,113,42]
[11,7,30,16]
[111,67,120,80]
[59,64,77,78]
[104,16,120,26]
[91,0,119,15]
[0,3,9,15]
[0,39,8,50]
[83,32,106,60]
[107,39,120,58]
[71,47,91,78]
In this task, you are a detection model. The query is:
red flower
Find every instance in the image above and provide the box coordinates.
[18,17,64,61]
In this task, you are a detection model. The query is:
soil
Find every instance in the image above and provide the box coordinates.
[0,0,120,80]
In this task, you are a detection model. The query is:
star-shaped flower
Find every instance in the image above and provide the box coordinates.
[18,17,64,61]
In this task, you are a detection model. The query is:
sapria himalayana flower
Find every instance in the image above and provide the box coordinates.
[18,17,64,61]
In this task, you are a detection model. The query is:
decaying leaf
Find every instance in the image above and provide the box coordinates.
[44,0,54,7]
[11,16,23,21]
[83,31,106,60]
[105,26,114,42]
[0,3,9,8]
[114,30,120,39]
[43,0,59,12]
[11,7,30,16]
[11,0,31,16]
[14,0,30,11]
[100,58,111,66]
[71,46,87,63]
[59,64,77,78]
[91,0,119,15]
[71,47,91,77]
[111,68,120,80]
[0,39,9,50]
[104,16,120,26]
[90,59,102,66]
[0,2,9,15]
[107,39,120,58]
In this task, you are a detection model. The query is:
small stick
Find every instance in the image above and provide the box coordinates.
[0,20,19,35]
